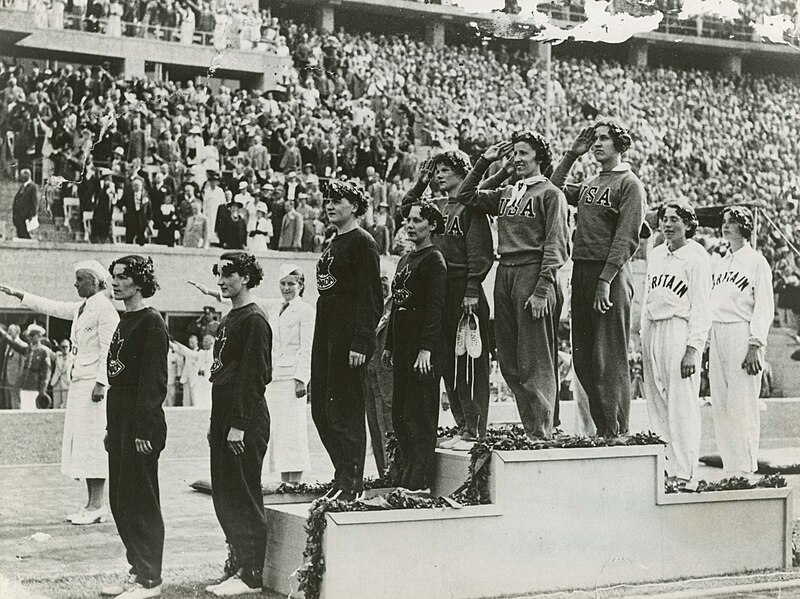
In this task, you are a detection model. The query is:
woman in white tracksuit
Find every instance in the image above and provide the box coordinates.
[709,206,773,477]
[641,202,711,487]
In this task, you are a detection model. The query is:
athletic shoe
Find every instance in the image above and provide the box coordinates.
[211,575,261,596]
[100,573,137,597]
[439,434,463,449]
[455,315,468,356]
[466,314,482,359]
[335,489,362,502]
[450,439,475,451]
[205,575,235,594]
[321,486,339,500]
[116,583,161,598]
[70,505,109,525]
[66,508,87,522]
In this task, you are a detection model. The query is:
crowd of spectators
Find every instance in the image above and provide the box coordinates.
[1,16,799,261]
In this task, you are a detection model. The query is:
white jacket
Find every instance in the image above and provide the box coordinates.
[263,297,314,384]
[22,291,119,386]
[641,239,711,352]
[709,243,774,347]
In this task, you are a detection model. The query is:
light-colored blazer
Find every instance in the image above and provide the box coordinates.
[50,352,74,390]
[257,298,314,384]
[22,291,119,386]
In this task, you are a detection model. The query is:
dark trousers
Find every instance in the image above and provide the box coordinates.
[107,406,165,588]
[441,278,490,440]
[494,263,562,439]
[13,218,30,239]
[364,358,393,474]
[311,296,368,493]
[571,260,633,437]
[390,310,441,491]
[209,406,269,588]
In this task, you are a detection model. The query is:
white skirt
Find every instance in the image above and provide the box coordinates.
[61,378,109,480]
[263,379,311,474]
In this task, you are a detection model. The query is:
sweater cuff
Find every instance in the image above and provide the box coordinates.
[350,334,372,357]
[465,279,482,298]
[230,416,249,431]
[599,263,620,284]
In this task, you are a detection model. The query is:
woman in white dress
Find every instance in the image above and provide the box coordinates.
[48,0,65,29]
[0,261,119,525]
[248,202,272,253]
[189,264,314,483]
[106,0,123,37]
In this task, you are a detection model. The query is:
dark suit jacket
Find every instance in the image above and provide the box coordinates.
[12,181,37,223]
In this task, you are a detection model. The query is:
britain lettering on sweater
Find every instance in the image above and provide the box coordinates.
[709,243,774,347]
[641,239,711,352]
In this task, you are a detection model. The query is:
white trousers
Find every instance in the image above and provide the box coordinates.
[709,322,762,475]
[642,318,701,481]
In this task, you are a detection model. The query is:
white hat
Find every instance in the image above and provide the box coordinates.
[238,181,248,190]
[279,264,302,280]
[25,323,46,336]
[114,146,125,155]
[74,259,110,282]
[256,201,268,213]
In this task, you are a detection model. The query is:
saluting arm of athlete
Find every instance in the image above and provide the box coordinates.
[550,127,595,205]
[135,324,169,455]
[682,253,712,379]
[455,156,504,216]
[743,256,775,375]
[401,159,434,206]
[526,189,569,320]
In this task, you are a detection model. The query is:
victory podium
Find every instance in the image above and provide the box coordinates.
[263,445,792,598]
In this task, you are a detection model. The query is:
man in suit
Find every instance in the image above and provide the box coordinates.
[12,168,38,239]
[278,198,303,251]
[119,177,153,245]
[0,324,24,409]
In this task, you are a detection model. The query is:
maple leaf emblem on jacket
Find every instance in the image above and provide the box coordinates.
[392,265,412,304]
[316,249,337,291]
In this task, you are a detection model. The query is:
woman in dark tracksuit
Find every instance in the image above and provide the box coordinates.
[312,179,382,502]
[458,131,569,441]
[103,255,168,599]
[205,251,272,597]
[383,201,447,492]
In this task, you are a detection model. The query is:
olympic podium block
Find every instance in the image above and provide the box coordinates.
[263,445,792,599]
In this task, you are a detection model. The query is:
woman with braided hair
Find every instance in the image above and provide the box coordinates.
[312,179,382,501]
[382,201,447,493]
[457,130,569,440]
[402,150,493,451]
[102,255,168,599]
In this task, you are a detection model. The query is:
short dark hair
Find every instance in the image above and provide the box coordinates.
[657,201,699,238]
[108,255,159,298]
[433,150,472,177]
[511,130,553,178]
[402,200,446,235]
[215,251,264,288]
[594,118,632,153]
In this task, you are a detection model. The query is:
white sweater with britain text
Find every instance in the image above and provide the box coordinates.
[641,239,711,352]
[709,243,774,347]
